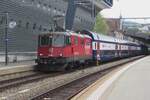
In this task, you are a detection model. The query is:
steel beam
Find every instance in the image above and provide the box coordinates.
[65,0,77,30]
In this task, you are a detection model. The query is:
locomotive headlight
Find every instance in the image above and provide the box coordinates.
[39,53,43,56]
[59,53,63,57]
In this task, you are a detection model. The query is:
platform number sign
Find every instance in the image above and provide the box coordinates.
[9,21,17,29]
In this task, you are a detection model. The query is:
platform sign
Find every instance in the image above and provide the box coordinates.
[9,21,17,29]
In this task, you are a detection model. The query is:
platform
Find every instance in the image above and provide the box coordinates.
[0,61,35,76]
[72,56,150,100]
[106,56,150,100]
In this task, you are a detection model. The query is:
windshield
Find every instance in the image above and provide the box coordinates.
[39,35,52,46]
[39,34,65,47]
[52,34,65,47]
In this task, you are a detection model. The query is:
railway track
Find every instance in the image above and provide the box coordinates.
[32,56,144,100]
[0,72,59,92]
[32,68,113,100]
[0,56,144,100]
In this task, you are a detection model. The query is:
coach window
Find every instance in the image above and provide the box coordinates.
[95,43,96,50]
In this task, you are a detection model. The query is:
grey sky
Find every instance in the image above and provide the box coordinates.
[101,0,150,23]
[101,0,150,18]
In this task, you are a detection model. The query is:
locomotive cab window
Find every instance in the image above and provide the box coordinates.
[39,34,65,47]
[39,35,52,46]
[52,34,65,47]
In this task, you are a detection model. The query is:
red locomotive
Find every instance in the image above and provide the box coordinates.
[36,31,92,71]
